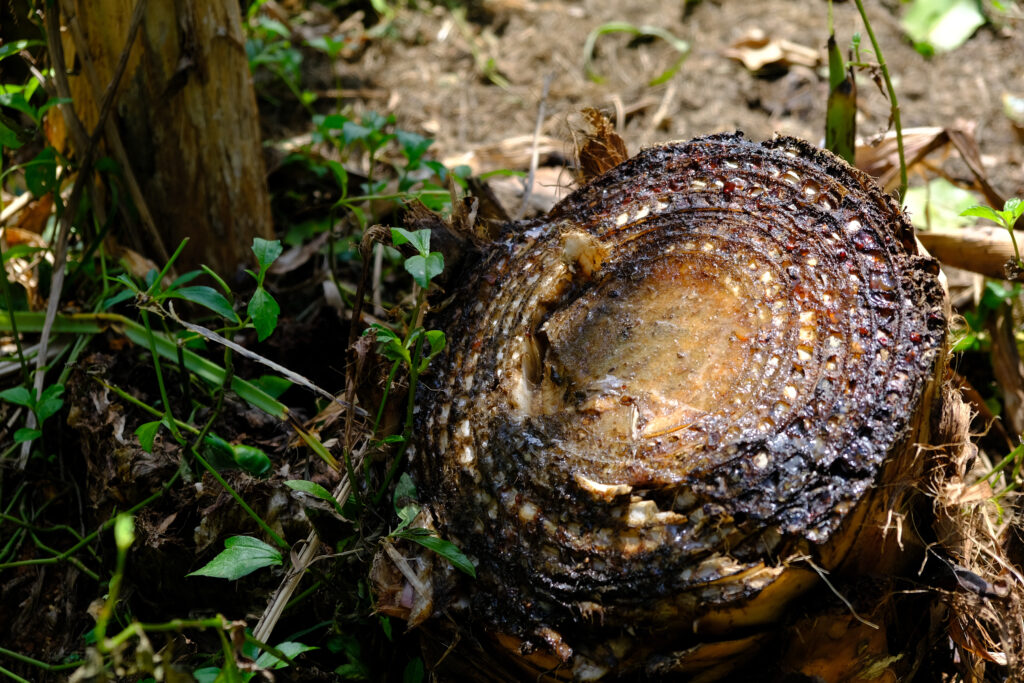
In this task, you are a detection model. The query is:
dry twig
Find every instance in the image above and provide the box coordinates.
[517,73,554,220]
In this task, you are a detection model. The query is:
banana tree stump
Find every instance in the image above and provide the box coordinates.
[378,133,949,681]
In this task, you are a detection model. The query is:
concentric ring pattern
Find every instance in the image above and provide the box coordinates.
[413,133,946,675]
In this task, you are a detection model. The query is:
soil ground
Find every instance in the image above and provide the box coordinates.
[339,0,1023,208]
[3,0,1024,680]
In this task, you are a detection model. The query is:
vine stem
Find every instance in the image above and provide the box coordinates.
[852,0,908,203]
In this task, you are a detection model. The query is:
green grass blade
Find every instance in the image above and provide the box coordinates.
[583,22,690,87]
[0,311,287,419]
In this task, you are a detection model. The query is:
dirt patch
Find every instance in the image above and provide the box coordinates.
[333,0,1022,203]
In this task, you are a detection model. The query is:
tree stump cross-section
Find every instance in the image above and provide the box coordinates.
[402,132,948,680]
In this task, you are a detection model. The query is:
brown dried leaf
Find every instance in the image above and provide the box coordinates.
[442,134,562,175]
[568,108,629,184]
[724,28,820,72]
[855,126,948,192]
[268,231,329,276]
[1,226,47,309]
[14,194,54,235]
[855,125,1004,210]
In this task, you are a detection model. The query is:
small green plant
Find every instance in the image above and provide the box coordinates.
[389,473,475,577]
[310,111,455,222]
[245,13,314,109]
[839,0,909,200]
[193,639,318,683]
[0,382,64,443]
[246,237,284,341]
[582,22,690,86]
[357,227,475,578]
[285,479,347,517]
[961,197,1024,268]
[390,227,444,291]
[365,228,447,456]
[187,536,283,581]
[103,241,239,322]
[952,280,1021,352]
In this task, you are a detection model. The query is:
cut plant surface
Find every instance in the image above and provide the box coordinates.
[375,132,957,680]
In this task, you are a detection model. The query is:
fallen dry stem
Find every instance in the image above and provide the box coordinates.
[252,462,360,643]
[517,73,553,220]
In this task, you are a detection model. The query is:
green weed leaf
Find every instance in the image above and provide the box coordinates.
[1003,198,1024,225]
[254,374,292,398]
[425,329,445,354]
[325,160,349,194]
[35,384,64,422]
[0,89,36,120]
[135,420,161,453]
[961,205,1002,223]
[0,122,24,150]
[167,269,205,290]
[419,329,447,371]
[0,40,45,62]
[313,114,348,142]
[395,528,476,577]
[901,0,986,53]
[187,536,282,580]
[13,428,41,443]
[390,228,430,256]
[202,434,237,470]
[114,513,135,552]
[25,147,57,197]
[248,287,280,341]
[395,503,419,532]
[102,287,136,310]
[396,130,432,167]
[203,434,235,458]
[403,657,425,683]
[342,120,373,146]
[363,111,391,132]
[329,633,370,679]
[172,286,239,322]
[191,668,220,683]
[251,238,283,274]
[962,199,1024,265]
[0,386,34,407]
[232,444,272,477]
[285,479,345,516]
[307,34,347,58]
[366,324,410,364]
[404,252,444,288]
[213,660,245,683]
[393,472,420,531]
[254,641,318,669]
[394,472,417,503]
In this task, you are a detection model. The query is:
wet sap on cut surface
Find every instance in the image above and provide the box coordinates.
[543,250,760,445]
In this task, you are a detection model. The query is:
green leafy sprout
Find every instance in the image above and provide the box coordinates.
[961,198,1024,268]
